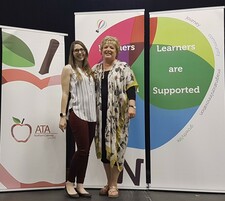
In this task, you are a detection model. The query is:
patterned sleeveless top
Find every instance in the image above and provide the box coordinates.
[68,66,96,122]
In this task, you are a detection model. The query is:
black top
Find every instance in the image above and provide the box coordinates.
[101,70,136,109]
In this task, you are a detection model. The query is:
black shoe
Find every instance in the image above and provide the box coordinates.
[65,187,79,198]
[76,189,92,198]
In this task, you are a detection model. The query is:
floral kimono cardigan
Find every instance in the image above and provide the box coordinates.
[92,60,138,171]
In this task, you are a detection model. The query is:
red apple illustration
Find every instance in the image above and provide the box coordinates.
[11,117,32,143]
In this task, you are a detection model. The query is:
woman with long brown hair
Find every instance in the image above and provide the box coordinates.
[59,40,96,198]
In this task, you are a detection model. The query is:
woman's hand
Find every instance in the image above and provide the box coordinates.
[128,106,136,119]
[59,117,67,132]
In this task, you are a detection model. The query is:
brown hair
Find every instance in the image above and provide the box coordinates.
[68,40,93,80]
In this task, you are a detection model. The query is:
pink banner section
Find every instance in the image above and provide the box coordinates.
[0,164,64,189]
[2,69,61,89]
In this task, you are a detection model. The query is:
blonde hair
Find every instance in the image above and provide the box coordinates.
[100,36,120,58]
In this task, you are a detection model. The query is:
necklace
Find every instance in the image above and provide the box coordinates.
[101,60,117,79]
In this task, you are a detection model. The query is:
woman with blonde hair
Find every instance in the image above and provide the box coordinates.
[92,36,138,198]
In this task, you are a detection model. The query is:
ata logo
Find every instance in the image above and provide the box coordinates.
[34,124,57,139]
[11,117,32,143]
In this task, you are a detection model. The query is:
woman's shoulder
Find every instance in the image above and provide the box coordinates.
[64,64,72,69]
[115,60,134,75]
[92,62,102,70]
[63,64,73,74]
[116,60,130,68]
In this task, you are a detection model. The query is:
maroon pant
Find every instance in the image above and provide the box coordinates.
[67,110,96,183]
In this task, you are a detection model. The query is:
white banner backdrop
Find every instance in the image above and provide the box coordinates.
[0,26,67,191]
[149,7,225,192]
[75,9,146,189]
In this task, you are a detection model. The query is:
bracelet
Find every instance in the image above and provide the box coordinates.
[129,105,136,109]
[60,113,66,117]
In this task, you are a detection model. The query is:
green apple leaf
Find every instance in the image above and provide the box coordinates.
[2,32,35,67]
[12,117,21,124]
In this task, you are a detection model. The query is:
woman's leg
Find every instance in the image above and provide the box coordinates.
[110,166,120,187]
[103,163,111,185]
[65,181,78,197]
[99,163,110,195]
[67,111,94,191]
[101,164,120,197]
[76,121,96,194]
[107,166,120,197]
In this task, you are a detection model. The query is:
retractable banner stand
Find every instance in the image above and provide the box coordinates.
[75,9,146,189]
[0,26,67,191]
[150,7,225,192]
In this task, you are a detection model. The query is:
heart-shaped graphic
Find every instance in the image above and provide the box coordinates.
[2,69,61,89]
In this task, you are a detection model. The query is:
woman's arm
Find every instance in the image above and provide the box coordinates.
[59,65,71,132]
[127,86,136,118]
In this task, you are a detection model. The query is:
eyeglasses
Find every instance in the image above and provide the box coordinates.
[73,48,85,53]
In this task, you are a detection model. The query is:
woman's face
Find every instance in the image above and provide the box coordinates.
[73,44,86,62]
[101,42,117,62]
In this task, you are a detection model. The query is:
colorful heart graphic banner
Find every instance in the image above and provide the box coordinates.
[75,9,146,189]
[0,26,67,191]
[150,7,225,192]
